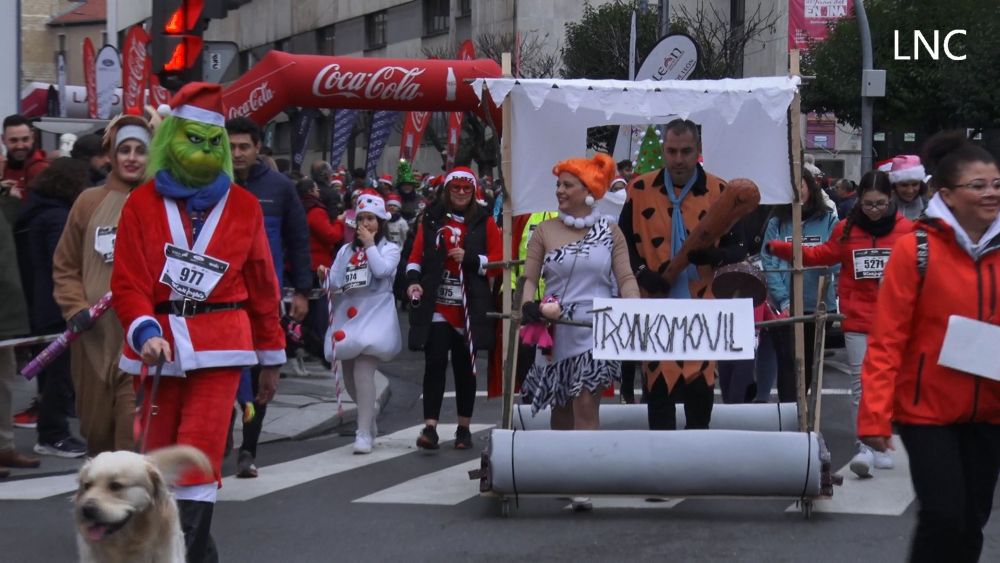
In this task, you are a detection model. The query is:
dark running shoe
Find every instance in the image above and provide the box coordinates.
[416,425,439,450]
[454,426,473,450]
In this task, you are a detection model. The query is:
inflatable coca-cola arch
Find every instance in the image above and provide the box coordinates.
[222,51,502,126]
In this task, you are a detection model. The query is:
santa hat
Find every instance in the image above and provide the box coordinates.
[445,167,487,205]
[552,153,616,200]
[161,82,225,127]
[385,194,402,209]
[355,191,389,220]
[611,176,628,189]
[331,174,345,187]
[888,155,926,184]
[378,174,394,186]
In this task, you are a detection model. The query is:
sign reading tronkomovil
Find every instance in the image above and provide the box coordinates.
[590,298,755,361]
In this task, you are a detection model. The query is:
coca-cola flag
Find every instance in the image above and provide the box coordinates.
[398,111,430,161]
[365,110,399,177]
[55,51,67,117]
[121,26,151,116]
[445,40,476,169]
[221,51,501,127]
[290,108,319,173]
[148,74,172,108]
[94,44,121,119]
[329,109,358,168]
[83,37,97,119]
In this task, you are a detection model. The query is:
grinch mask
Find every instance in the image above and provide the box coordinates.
[148,116,234,187]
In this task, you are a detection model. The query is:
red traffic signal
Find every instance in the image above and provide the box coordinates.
[152,0,207,86]
[163,36,204,72]
[164,0,204,34]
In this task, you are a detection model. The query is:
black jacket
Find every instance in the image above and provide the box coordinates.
[15,192,71,333]
[406,204,497,351]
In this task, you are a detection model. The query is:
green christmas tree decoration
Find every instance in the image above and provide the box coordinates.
[632,125,664,175]
[396,158,417,186]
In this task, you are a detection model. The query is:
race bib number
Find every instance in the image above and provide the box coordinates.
[94,226,117,263]
[436,275,463,306]
[748,255,764,271]
[158,244,229,301]
[785,235,822,247]
[853,248,891,280]
[343,263,370,291]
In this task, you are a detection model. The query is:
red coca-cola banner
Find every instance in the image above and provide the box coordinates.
[148,74,172,108]
[398,111,430,161]
[445,40,477,169]
[121,26,151,116]
[221,51,501,128]
[83,37,97,119]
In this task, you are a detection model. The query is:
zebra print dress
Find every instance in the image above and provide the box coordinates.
[522,218,622,414]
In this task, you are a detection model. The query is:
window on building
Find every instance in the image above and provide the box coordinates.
[459,0,471,17]
[424,0,450,36]
[366,11,388,49]
[317,24,335,56]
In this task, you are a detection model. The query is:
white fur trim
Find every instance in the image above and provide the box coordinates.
[171,104,225,127]
[445,170,477,186]
[126,315,161,355]
[477,255,487,276]
[157,104,173,118]
[406,263,421,274]
[119,350,259,376]
[173,483,217,503]
[889,166,926,184]
[256,349,287,367]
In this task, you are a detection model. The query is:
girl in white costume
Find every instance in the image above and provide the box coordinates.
[322,191,402,453]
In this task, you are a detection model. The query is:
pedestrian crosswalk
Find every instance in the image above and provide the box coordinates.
[0,426,916,518]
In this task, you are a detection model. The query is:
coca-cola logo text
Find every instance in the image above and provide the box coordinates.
[227,82,275,118]
[312,64,425,102]
[410,111,429,131]
[123,38,148,110]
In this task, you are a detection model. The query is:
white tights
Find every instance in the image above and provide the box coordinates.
[342,355,379,436]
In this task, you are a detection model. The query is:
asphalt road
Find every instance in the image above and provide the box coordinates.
[2,313,999,562]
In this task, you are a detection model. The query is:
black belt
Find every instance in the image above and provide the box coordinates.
[154,300,244,318]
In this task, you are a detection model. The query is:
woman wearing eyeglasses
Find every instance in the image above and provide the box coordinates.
[404,167,501,450]
[767,169,913,478]
[858,132,1000,563]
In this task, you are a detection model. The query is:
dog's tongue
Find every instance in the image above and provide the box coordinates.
[87,524,108,541]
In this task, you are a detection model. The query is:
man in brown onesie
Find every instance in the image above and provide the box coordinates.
[52,115,152,455]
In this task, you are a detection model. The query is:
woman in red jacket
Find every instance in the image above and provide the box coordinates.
[768,170,913,478]
[859,132,1000,563]
[297,178,344,363]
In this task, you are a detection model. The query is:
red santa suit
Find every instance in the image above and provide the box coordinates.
[111,181,285,490]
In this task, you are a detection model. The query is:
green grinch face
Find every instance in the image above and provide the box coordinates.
[168,120,227,186]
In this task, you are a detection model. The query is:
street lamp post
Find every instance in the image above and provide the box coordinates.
[855,0,885,173]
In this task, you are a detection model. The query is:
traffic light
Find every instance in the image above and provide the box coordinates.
[151,0,206,89]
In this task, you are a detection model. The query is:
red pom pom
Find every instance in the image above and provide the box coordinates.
[347,306,358,319]
[333,330,346,342]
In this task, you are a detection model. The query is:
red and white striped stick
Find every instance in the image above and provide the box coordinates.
[458,268,477,377]
[320,267,344,414]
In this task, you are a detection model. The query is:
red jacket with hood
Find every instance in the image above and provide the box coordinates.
[857,201,1000,437]
[768,212,913,334]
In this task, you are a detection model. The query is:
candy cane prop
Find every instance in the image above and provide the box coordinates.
[319,266,345,414]
[438,222,477,377]
[20,292,114,380]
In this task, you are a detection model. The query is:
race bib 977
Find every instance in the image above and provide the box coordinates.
[159,244,229,301]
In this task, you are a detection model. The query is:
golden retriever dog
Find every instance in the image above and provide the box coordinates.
[74,445,211,563]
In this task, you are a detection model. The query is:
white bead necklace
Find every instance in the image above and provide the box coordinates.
[561,208,601,229]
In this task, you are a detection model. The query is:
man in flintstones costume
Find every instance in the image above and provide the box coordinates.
[619,118,759,430]
[110,82,285,561]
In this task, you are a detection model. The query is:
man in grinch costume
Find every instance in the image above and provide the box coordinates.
[111,82,285,562]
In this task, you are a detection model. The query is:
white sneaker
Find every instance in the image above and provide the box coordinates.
[873,450,894,470]
[850,446,874,478]
[353,431,373,454]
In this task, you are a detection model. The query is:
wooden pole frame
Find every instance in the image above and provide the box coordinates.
[789,50,808,433]
[498,53,518,430]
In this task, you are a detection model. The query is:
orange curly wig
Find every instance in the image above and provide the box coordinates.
[552,153,617,200]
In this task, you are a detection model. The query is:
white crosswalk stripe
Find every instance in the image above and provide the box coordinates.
[786,435,915,516]
[353,459,482,506]
[218,423,492,502]
[0,472,78,501]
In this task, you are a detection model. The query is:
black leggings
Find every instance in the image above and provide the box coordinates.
[239,366,267,458]
[423,322,477,421]
[899,423,1000,563]
[646,375,714,430]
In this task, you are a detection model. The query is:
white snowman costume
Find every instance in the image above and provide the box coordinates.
[323,194,402,363]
